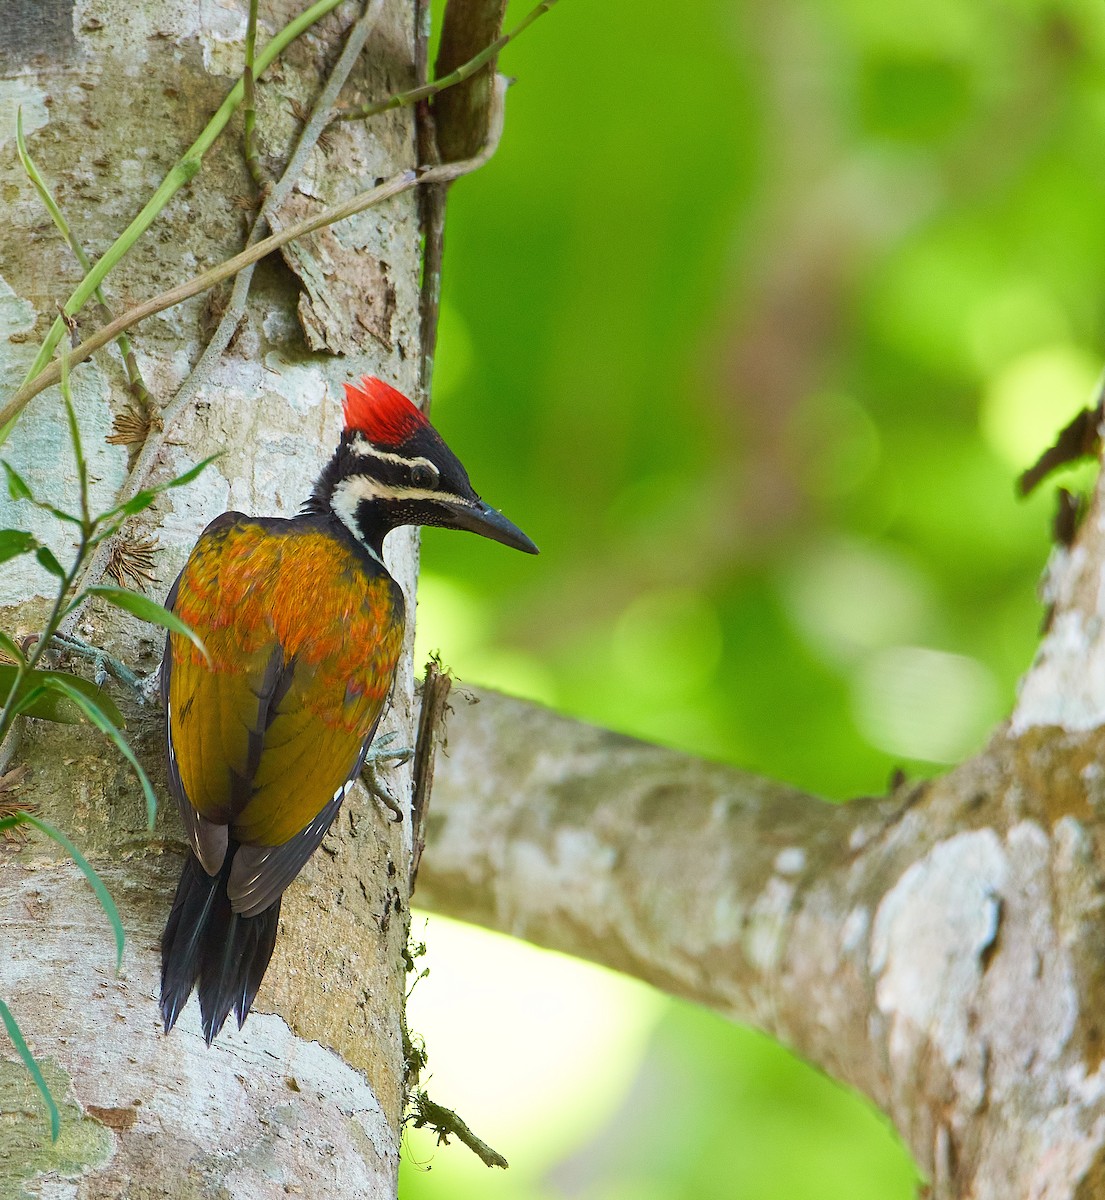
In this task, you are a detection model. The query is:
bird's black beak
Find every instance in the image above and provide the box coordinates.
[446,497,539,554]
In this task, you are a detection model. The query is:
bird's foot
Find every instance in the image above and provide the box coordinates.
[49,634,150,701]
[363,730,414,768]
[361,733,413,823]
[362,761,404,822]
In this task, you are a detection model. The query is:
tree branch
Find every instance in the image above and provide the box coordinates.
[333,0,558,127]
[1014,456,1105,735]
[419,688,1105,1199]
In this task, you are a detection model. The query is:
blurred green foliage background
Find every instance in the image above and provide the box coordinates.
[403,0,1105,1194]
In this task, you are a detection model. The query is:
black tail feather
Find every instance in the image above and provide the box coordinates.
[159,853,220,1034]
[160,847,281,1044]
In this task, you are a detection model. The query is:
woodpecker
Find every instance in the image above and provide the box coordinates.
[159,376,537,1043]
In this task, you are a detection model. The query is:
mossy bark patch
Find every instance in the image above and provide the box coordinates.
[0,1057,113,1199]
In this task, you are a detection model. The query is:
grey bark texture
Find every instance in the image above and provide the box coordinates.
[0,2,424,1195]
[417,542,1105,1200]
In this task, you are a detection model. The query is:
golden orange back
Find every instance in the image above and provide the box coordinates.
[167,516,403,847]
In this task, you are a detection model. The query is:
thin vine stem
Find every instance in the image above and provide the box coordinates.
[334,0,557,124]
[243,0,265,187]
[3,0,348,441]
[0,76,509,429]
[15,111,150,407]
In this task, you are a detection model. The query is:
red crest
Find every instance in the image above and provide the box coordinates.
[341,376,426,447]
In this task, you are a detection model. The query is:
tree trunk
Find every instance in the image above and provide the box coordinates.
[0,2,423,1194]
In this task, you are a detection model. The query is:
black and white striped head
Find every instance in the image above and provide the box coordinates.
[309,376,538,560]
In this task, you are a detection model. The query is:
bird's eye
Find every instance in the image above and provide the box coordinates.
[411,461,439,489]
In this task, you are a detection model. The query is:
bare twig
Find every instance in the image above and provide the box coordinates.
[415,77,445,406]
[412,0,440,405]
[1052,487,1082,548]
[1018,392,1104,496]
[408,1091,508,1168]
[417,160,446,408]
[434,0,506,162]
[414,0,432,89]
[410,655,453,886]
[243,0,266,187]
[416,0,546,402]
[0,723,21,780]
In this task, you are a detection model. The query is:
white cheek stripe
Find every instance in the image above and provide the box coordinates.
[333,475,474,510]
[330,478,385,564]
[349,436,437,473]
[330,476,474,558]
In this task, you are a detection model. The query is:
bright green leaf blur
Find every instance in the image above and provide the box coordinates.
[0,664,125,727]
[407,0,1105,1194]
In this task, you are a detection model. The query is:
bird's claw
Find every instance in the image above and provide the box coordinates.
[49,633,149,701]
[363,731,414,768]
[360,732,413,822]
[362,761,404,823]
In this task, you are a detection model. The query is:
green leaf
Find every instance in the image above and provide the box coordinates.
[7,682,52,721]
[35,546,65,579]
[1,463,81,527]
[167,454,221,489]
[40,503,83,527]
[45,507,83,528]
[40,676,157,829]
[19,812,124,971]
[0,665,125,727]
[115,489,158,518]
[101,455,221,523]
[0,997,60,1142]
[85,586,208,661]
[3,460,33,503]
[0,629,26,664]
[0,530,35,564]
